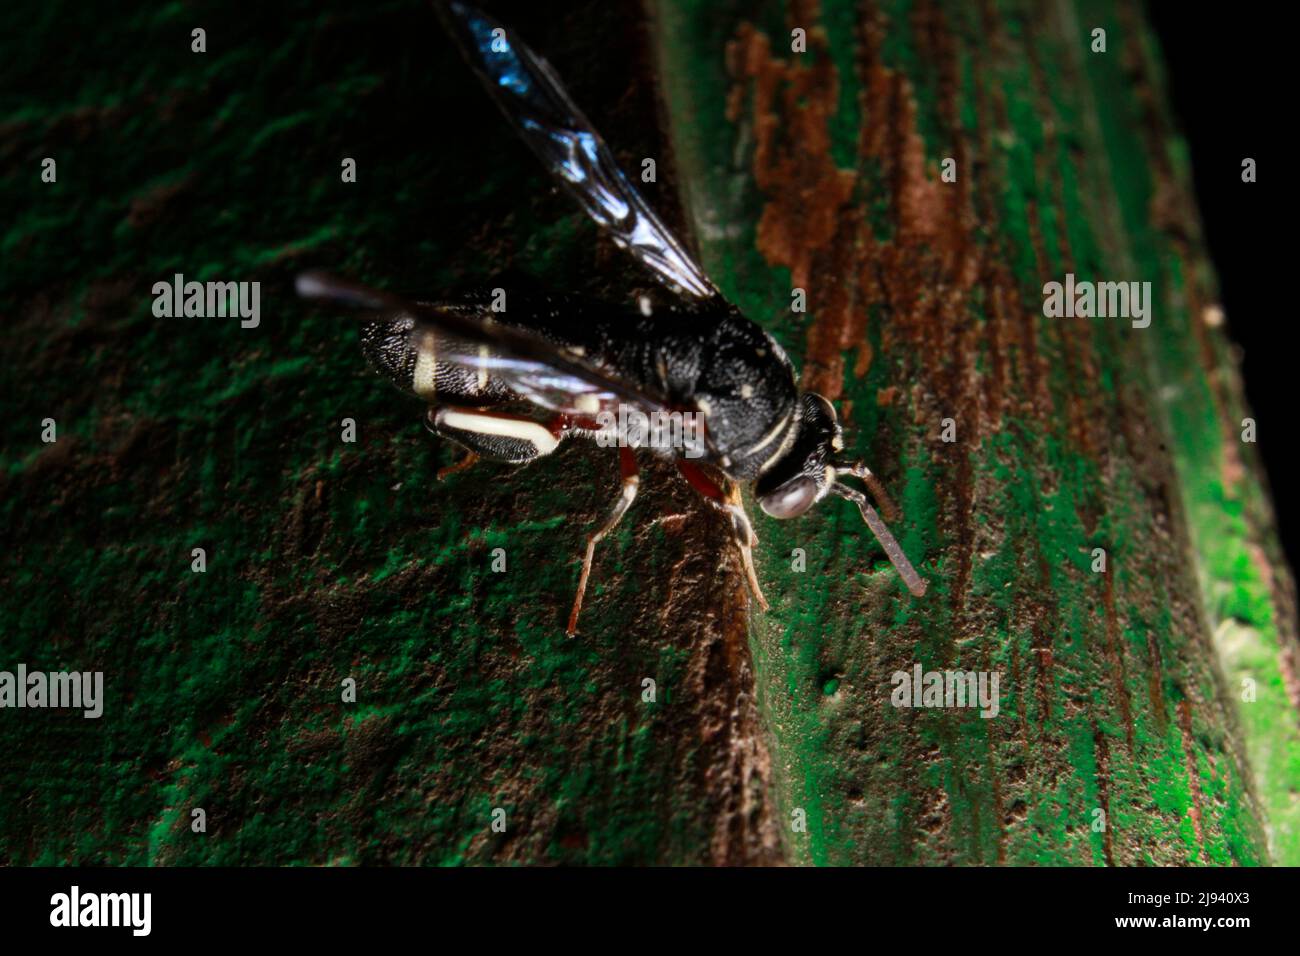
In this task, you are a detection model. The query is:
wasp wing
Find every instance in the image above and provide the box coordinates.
[437,1,719,301]
[298,271,712,449]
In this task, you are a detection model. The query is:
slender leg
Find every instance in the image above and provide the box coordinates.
[567,445,639,637]
[676,460,770,611]
[437,450,479,481]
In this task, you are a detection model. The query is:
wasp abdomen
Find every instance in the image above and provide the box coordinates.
[360,312,516,406]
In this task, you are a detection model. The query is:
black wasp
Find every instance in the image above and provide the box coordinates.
[298,1,927,635]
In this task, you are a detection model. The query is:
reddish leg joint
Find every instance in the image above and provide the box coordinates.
[676,461,769,611]
[567,445,639,637]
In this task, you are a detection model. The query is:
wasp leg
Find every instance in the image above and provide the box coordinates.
[436,450,480,482]
[424,406,563,466]
[567,446,639,638]
[676,460,770,611]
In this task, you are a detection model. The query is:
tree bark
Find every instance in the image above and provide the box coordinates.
[654,0,1300,865]
[1,0,1295,866]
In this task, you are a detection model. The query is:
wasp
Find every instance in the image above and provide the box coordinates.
[298,1,927,635]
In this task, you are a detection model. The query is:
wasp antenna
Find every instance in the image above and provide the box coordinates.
[835,460,900,522]
[832,482,927,597]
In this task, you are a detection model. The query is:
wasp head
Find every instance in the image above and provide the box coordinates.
[754,391,928,597]
[754,392,843,519]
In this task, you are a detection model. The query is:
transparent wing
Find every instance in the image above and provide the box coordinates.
[412,316,627,418]
[297,271,708,435]
[438,1,719,300]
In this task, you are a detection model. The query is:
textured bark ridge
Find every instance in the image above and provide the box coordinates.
[655,0,1298,864]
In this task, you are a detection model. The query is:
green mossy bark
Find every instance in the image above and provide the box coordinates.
[656,0,1299,864]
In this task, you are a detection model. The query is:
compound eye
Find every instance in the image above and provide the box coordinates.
[758,476,818,519]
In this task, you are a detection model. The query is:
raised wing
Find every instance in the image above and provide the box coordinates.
[437,1,719,300]
[297,271,713,442]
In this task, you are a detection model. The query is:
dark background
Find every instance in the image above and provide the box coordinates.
[1149,2,1290,565]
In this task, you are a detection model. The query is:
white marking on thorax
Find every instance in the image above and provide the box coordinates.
[753,411,798,473]
[752,412,790,452]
